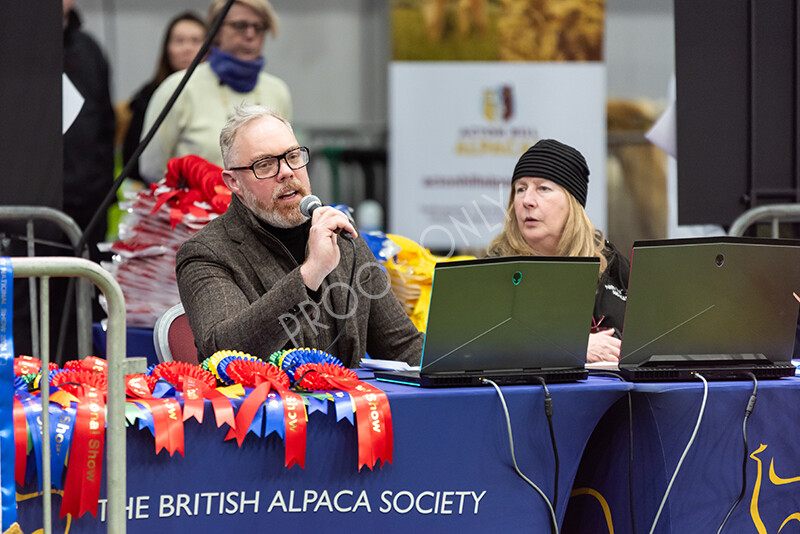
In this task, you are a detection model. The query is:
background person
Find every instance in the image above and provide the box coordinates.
[139,0,292,183]
[176,105,422,366]
[487,139,630,363]
[63,0,115,260]
[122,11,207,183]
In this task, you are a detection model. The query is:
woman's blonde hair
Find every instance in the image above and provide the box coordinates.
[487,187,608,275]
[208,0,278,38]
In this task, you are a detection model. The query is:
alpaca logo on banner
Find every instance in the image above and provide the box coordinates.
[482,85,514,122]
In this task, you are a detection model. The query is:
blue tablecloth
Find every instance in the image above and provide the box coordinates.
[17,377,631,533]
[563,376,800,534]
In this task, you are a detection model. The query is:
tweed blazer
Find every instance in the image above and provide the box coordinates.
[176,195,422,367]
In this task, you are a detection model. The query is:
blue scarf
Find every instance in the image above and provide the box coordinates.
[208,46,265,93]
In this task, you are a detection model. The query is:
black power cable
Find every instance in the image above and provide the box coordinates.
[716,372,758,533]
[535,376,559,510]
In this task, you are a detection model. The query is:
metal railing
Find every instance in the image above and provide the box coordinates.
[728,203,800,237]
[11,257,146,534]
[0,207,93,358]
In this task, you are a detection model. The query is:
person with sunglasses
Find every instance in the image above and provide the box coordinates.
[175,105,423,366]
[139,0,292,184]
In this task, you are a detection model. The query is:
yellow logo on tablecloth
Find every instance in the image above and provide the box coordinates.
[750,444,800,533]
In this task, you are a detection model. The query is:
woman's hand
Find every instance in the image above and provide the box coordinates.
[586,329,621,363]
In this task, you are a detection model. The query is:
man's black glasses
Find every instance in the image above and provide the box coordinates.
[229,147,310,180]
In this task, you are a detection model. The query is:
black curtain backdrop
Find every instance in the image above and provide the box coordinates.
[0,1,70,361]
[676,0,800,226]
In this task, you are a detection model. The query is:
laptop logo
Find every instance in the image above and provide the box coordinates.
[512,271,522,285]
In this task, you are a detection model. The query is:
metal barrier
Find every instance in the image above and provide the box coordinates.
[728,203,800,237]
[11,257,146,534]
[0,207,93,358]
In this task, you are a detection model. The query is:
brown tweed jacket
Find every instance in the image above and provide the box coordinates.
[176,195,423,367]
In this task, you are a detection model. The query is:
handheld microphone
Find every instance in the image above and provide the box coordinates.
[299,195,354,240]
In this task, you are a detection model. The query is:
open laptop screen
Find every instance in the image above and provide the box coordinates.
[420,255,599,375]
[618,237,800,379]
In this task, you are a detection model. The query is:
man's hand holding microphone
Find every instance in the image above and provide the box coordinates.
[298,195,358,291]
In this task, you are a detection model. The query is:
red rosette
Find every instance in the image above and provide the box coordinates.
[295,363,358,391]
[14,355,58,376]
[51,369,108,396]
[63,360,84,371]
[226,359,290,389]
[126,374,158,393]
[63,357,107,374]
[151,361,216,391]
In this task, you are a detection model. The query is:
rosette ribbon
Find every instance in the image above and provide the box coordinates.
[126,375,184,456]
[13,397,27,485]
[64,356,108,374]
[148,361,231,428]
[152,155,231,228]
[58,384,105,518]
[180,376,237,430]
[296,363,393,470]
[223,359,306,469]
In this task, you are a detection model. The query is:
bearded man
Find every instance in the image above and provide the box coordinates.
[176,105,422,366]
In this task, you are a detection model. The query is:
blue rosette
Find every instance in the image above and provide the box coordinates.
[280,348,344,381]
[215,352,262,386]
[14,375,29,394]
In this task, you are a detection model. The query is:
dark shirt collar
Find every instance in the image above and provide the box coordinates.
[256,214,310,265]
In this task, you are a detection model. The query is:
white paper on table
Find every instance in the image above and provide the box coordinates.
[62,73,84,134]
[360,358,419,372]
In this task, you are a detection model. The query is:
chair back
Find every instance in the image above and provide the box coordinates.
[153,303,198,363]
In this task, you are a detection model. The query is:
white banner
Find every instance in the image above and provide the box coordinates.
[389,62,606,252]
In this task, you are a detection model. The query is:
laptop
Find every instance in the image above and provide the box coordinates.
[373,255,599,387]
[617,236,800,381]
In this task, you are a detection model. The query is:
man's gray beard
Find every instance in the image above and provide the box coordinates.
[241,187,307,228]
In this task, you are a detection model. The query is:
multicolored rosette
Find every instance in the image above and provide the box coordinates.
[290,357,394,471]
[216,350,307,469]
[49,360,108,519]
[62,356,108,375]
[125,369,185,458]
[225,358,290,389]
[294,363,357,391]
[14,355,59,377]
[150,361,216,391]
[268,349,290,369]
[206,350,258,385]
[13,375,29,394]
[50,369,108,395]
[19,373,39,391]
[279,348,345,381]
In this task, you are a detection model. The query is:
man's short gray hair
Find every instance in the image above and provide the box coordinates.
[219,104,292,168]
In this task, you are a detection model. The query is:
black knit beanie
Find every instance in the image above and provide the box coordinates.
[511,139,590,207]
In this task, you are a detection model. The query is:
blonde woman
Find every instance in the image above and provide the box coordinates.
[487,139,630,363]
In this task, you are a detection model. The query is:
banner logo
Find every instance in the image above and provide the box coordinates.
[482,85,514,122]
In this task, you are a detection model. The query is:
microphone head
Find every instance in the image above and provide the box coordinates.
[299,195,322,218]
